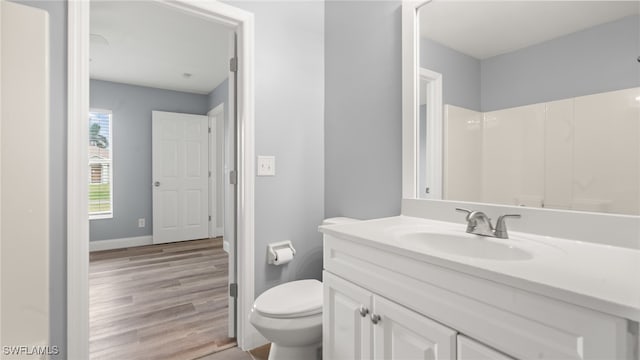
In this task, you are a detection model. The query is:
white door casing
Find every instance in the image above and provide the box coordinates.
[208,104,223,239]
[152,111,209,244]
[207,106,218,239]
[208,101,237,338]
[419,67,443,200]
[207,103,225,240]
[226,31,238,339]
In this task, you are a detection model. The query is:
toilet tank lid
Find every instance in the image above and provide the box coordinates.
[253,279,322,318]
[323,217,360,225]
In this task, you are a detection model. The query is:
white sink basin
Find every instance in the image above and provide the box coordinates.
[319,216,640,321]
[396,231,534,261]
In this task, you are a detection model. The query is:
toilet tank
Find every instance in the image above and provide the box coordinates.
[322,217,360,225]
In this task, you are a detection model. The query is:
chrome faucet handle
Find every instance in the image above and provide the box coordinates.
[455,208,473,219]
[494,214,521,239]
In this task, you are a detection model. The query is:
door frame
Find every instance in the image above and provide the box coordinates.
[66,1,257,358]
[419,67,443,200]
[208,103,224,239]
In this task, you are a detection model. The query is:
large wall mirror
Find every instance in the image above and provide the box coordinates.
[417,1,640,216]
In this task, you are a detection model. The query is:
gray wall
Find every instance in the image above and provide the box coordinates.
[226,2,326,296]
[89,79,209,241]
[9,0,67,358]
[420,37,481,111]
[421,15,640,112]
[325,1,402,220]
[208,78,229,111]
[481,15,640,111]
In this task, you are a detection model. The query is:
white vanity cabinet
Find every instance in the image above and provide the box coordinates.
[457,335,514,360]
[322,231,637,360]
[323,271,456,360]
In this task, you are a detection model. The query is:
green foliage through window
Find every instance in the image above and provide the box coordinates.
[89,109,113,218]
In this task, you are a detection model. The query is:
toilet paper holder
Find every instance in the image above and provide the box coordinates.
[267,240,296,264]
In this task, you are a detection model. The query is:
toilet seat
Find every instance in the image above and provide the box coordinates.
[253,279,322,319]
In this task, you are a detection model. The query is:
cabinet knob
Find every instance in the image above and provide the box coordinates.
[370,314,381,325]
[359,306,369,317]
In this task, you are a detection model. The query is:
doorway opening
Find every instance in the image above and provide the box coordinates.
[67,1,257,358]
[86,2,236,358]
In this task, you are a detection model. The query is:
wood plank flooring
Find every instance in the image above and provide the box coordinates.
[90,238,235,360]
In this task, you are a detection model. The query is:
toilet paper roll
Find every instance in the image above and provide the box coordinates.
[273,248,294,265]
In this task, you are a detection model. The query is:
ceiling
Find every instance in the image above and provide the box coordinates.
[90,1,231,95]
[420,1,640,60]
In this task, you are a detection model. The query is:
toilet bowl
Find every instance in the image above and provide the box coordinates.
[250,279,323,360]
[250,217,359,360]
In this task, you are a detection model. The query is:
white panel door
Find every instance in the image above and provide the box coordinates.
[457,335,514,360]
[152,111,209,244]
[323,272,373,360]
[373,295,457,360]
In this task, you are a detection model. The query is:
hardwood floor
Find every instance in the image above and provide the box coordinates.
[90,238,235,360]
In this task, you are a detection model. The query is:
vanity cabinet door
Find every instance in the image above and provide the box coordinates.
[323,271,373,360]
[373,295,457,360]
[457,335,514,360]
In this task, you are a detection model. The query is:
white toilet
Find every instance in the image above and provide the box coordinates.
[249,217,359,360]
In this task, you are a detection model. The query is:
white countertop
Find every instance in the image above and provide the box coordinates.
[319,215,640,321]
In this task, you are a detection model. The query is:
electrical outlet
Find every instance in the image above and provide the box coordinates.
[257,156,276,176]
[138,218,145,228]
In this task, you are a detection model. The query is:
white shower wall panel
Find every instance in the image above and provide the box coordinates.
[443,105,483,202]
[443,87,640,215]
[482,104,545,207]
[544,99,574,210]
[573,88,640,215]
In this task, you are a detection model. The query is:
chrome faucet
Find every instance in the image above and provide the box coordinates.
[456,208,521,239]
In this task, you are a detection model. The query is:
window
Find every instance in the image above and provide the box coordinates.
[89,109,113,219]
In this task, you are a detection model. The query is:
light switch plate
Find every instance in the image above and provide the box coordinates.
[257,156,276,176]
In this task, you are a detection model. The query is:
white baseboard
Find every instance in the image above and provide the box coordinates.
[89,235,153,252]
[216,226,224,237]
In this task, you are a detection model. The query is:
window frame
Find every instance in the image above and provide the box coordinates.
[88,108,113,220]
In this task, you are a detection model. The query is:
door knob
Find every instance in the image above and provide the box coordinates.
[154,181,160,187]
